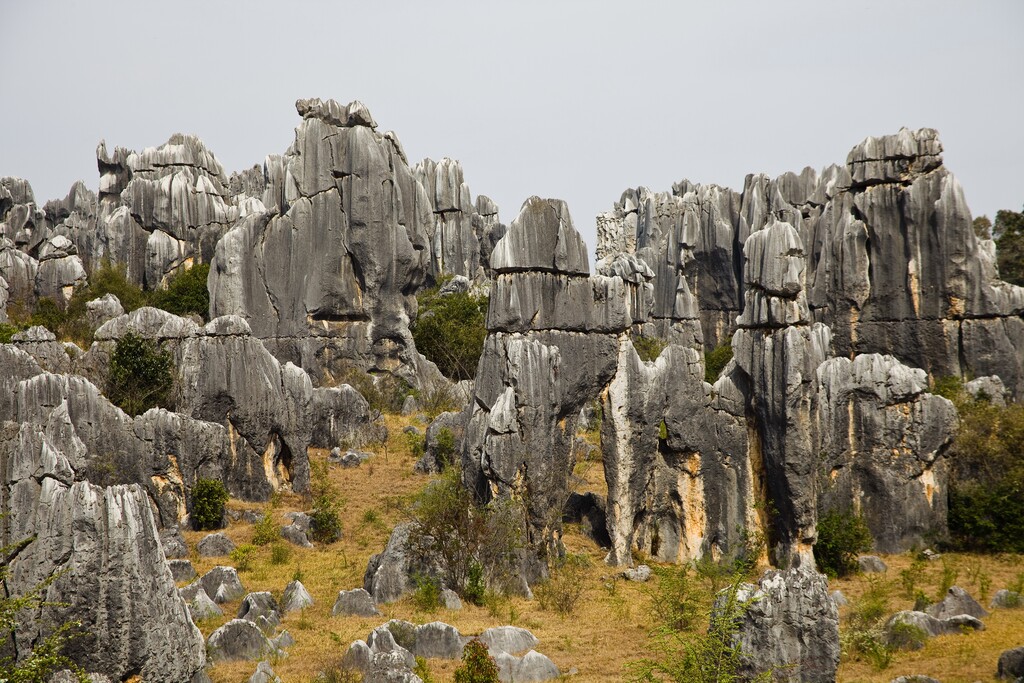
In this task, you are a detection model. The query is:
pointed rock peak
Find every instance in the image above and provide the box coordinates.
[491,196,590,276]
[295,98,377,128]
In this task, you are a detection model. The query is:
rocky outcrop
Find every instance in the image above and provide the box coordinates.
[462,197,625,570]
[728,566,839,683]
[816,354,958,552]
[0,421,206,681]
[598,128,1024,399]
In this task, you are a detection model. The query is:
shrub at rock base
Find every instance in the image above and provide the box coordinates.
[814,510,873,578]
[106,330,174,416]
[192,478,229,531]
[453,639,499,683]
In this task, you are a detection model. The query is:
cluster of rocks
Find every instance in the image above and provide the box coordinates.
[340,622,558,683]
[459,178,960,571]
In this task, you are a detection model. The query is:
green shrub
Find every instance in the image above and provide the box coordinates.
[191,478,229,530]
[453,639,499,683]
[0,322,22,343]
[886,621,929,651]
[434,427,457,469]
[414,656,435,683]
[632,335,667,363]
[420,383,460,418]
[230,544,256,572]
[840,577,892,669]
[814,509,873,578]
[81,260,146,312]
[412,575,443,613]
[464,560,486,607]
[308,459,342,543]
[412,284,488,381]
[406,430,426,460]
[340,365,413,415]
[407,465,523,599]
[946,397,1024,553]
[30,297,66,334]
[106,330,174,416]
[535,553,591,615]
[930,375,964,401]
[252,511,279,546]
[148,263,210,320]
[269,542,292,566]
[704,341,733,384]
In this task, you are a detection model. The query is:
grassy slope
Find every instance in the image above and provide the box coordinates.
[184,414,1024,682]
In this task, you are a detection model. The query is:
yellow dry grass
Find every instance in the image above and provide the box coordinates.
[183,413,1024,682]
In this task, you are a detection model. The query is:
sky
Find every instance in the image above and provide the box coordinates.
[2,1,1022,248]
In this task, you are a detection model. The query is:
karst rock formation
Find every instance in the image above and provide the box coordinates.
[0,99,1021,677]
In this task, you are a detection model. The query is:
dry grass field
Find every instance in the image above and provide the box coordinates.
[183,414,1024,683]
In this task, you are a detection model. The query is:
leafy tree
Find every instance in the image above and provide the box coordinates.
[412,282,488,381]
[308,459,342,544]
[105,331,174,416]
[453,639,499,683]
[148,263,211,320]
[972,215,992,240]
[995,206,1024,286]
[191,478,229,530]
[633,335,667,362]
[407,465,523,601]
[814,510,873,578]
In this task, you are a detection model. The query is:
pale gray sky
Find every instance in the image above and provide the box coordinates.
[2,1,1022,247]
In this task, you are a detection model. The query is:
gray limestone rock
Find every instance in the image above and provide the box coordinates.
[858,556,888,574]
[199,566,246,604]
[206,619,275,663]
[890,677,941,683]
[991,589,1023,609]
[440,588,462,610]
[415,410,465,474]
[238,592,282,634]
[311,384,373,449]
[998,647,1024,680]
[366,627,416,670]
[281,523,313,547]
[965,375,1008,407]
[333,588,381,617]
[817,354,958,553]
[343,640,373,673]
[0,422,206,681]
[282,579,314,613]
[364,522,440,604]
[365,651,423,683]
[86,293,124,329]
[831,590,849,607]
[412,621,464,659]
[885,610,984,649]
[9,326,72,374]
[927,586,989,620]
[512,650,560,683]
[160,526,189,559]
[197,532,236,557]
[248,661,282,683]
[728,566,839,683]
[168,558,198,582]
[477,626,539,656]
[623,565,652,582]
[188,588,224,622]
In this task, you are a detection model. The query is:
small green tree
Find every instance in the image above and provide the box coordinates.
[308,459,342,544]
[412,284,488,381]
[995,206,1024,286]
[814,510,873,578]
[191,478,229,530]
[453,639,499,683]
[633,335,667,363]
[106,331,174,416]
[148,263,211,320]
[704,342,733,384]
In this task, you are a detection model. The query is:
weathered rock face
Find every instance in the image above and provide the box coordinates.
[413,157,505,282]
[727,566,840,683]
[80,308,315,498]
[816,354,958,552]
[0,421,206,681]
[208,98,446,388]
[462,198,625,568]
[598,128,1024,399]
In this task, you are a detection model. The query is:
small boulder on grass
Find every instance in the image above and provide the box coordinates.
[238,592,281,634]
[282,580,314,613]
[477,626,539,656]
[926,586,989,620]
[207,619,276,663]
[998,647,1024,680]
[858,555,888,573]
[991,589,1022,609]
[188,587,224,621]
[333,588,381,617]
[248,661,281,683]
[197,532,236,557]
[199,565,246,603]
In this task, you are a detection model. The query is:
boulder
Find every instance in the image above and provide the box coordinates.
[512,650,560,683]
[248,661,282,683]
[187,588,224,622]
[413,621,464,659]
[282,579,314,613]
[998,647,1024,680]
[281,523,313,548]
[885,611,984,649]
[927,586,989,620]
[440,588,462,610]
[858,556,888,574]
[86,293,124,329]
[333,588,381,617]
[160,527,189,559]
[342,640,373,672]
[168,559,198,582]
[477,626,540,656]
[992,589,1023,609]
[364,522,439,603]
[206,619,275,663]
[197,532,236,557]
[199,566,246,604]
[237,592,281,634]
[623,565,652,582]
[728,566,839,683]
